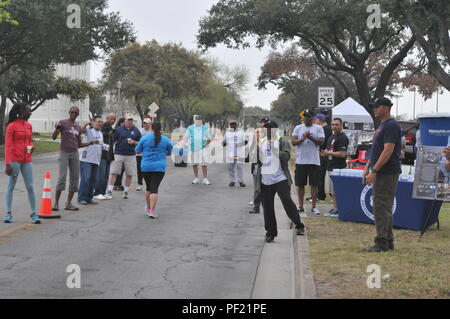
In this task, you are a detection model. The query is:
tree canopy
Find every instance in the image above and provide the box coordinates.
[198,0,426,121]
[0,0,136,76]
[102,41,247,129]
[6,66,98,111]
[0,0,18,25]
[396,0,450,91]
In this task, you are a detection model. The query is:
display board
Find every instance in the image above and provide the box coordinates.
[413,146,450,201]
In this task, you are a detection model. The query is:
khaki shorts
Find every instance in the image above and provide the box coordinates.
[188,150,208,166]
[110,155,137,176]
[325,170,335,196]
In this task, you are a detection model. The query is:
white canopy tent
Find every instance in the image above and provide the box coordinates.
[332,97,374,124]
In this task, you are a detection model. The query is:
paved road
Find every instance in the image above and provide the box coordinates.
[0,155,267,298]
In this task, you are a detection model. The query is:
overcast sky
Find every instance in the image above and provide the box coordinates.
[91,0,450,116]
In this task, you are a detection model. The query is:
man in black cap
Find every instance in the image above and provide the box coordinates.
[363,97,402,252]
[292,109,325,215]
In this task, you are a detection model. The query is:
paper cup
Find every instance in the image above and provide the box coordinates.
[27,146,33,154]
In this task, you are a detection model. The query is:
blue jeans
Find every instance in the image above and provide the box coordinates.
[7,162,36,214]
[78,162,99,203]
[94,159,110,196]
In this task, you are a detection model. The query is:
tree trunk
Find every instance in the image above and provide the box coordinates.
[353,71,380,128]
[0,94,7,145]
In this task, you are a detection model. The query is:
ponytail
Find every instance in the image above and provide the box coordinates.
[153,122,162,147]
[8,103,27,125]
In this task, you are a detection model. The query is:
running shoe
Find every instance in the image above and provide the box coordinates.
[324,209,339,217]
[136,185,143,191]
[123,191,129,199]
[94,195,106,200]
[30,214,41,225]
[192,178,201,184]
[105,191,113,200]
[265,234,275,243]
[4,213,12,224]
[312,207,321,216]
[147,209,158,219]
[239,182,246,187]
[202,178,211,185]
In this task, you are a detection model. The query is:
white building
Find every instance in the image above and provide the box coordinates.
[6,62,91,133]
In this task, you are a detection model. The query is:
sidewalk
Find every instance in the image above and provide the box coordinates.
[251,187,319,299]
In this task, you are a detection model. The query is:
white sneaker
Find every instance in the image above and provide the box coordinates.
[105,192,113,200]
[202,178,211,185]
[192,178,201,184]
[312,207,321,216]
[94,194,106,200]
[136,185,143,191]
[249,202,254,206]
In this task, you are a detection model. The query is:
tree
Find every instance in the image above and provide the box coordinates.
[0,0,136,76]
[396,0,450,91]
[259,45,359,104]
[6,67,98,111]
[0,0,18,25]
[0,66,97,143]
[240,106,268,128]
[270,93,299,125]
[197,0,422,123]
[102,41,213,124]
[195,82,244,130]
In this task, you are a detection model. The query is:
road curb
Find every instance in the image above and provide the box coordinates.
[292,224,318,299]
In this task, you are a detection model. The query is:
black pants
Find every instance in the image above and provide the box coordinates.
[318,157,328,200]
[262,180,305,237]
[143,172,165,194]
[114,167,124,187]
[137,156,144,185]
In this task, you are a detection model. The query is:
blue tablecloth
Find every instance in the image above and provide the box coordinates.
[331,175,442,231]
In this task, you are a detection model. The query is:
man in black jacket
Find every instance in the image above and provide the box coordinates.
[94,113,116,200]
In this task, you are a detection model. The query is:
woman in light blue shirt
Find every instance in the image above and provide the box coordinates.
[136,122,173,219]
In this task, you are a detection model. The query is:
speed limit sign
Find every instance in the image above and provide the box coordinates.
[318,87,335,108]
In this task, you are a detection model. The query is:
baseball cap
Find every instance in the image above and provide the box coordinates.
[260,117,270,124]
[143,118,152,124]
[125,113,134,120]
[263,120,279,129]
[229,119,237,124]
[371,97,393,108]
[194,115,203,121]
[315,113,326,121]
[303,109,315,117]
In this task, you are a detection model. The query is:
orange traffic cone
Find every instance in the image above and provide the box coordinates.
[39,172,61,219]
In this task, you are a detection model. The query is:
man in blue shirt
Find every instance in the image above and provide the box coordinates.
[106,114,142,199]
[363,97,402,252]
[185,115,212,185]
